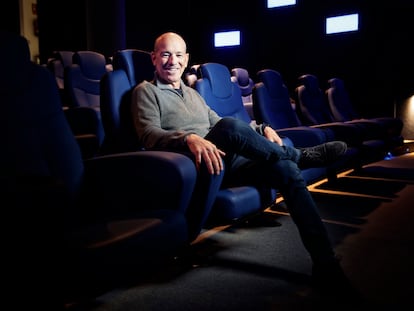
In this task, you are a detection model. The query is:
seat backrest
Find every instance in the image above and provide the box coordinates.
[254,69,302,129]
[112,49,154,87]
[64,51,108,109]
[231,67,254,98]
[231,67,255,119]
[326,77,360,122]
[326,77,404,142]
[1,31,84,199]
[63,51,107,149]
[47,51,75,90]
[195,62,251,123]
[295,74,335,125]
[99,48,156,155]
[100,69,143,154]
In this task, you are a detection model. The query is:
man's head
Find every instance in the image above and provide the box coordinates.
[151,32,189,89]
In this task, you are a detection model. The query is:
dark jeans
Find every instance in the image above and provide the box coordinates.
[205,117,335,264]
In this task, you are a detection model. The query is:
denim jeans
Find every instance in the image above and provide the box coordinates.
[205,117,335,264]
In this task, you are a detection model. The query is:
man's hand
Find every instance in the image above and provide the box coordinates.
[185,134,225,175]
[263,126,283,146]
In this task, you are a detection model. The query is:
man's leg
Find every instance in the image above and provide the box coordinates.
[205,117,301,163]
[229,158,362,302]
[228,157,336,264]
[206,117,347,169]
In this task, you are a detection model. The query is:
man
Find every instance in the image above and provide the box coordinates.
[132,32,358,298]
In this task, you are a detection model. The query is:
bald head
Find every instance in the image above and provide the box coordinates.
[151,32,189,89]
[154,32,187,53]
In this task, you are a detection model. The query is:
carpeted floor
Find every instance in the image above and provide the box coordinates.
[68,152,414,311]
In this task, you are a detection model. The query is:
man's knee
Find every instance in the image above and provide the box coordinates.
[215,117,244,132]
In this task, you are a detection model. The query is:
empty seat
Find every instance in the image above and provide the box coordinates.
[195,62,284,223]
[231,67,255,119]
[295,74,388,164]
[64,50,109,155]
[326,77,404,149]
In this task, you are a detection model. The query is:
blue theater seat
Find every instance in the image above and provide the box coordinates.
[100,50,224,241]
[0,31,198,307]
[295,74,387,165]
[326,77,404,150]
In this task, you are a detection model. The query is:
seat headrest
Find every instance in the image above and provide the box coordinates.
[113,49,154,87]
[55,51,75,68]
[257,69,285,98]
[189,64,201,76]
[298,74,320,93]
[73,51,107,80]
[231,67,254,96]
[200,63,233,98]
[231,68,249,86]
[328,77,344,89]
[0,31,32,93]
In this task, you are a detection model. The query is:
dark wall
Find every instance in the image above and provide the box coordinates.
[1,0,20,34]
[36,0,413,118]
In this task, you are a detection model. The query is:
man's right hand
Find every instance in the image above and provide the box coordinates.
[185,134,225,175]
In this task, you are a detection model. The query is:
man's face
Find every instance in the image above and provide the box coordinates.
[151,34,189,88]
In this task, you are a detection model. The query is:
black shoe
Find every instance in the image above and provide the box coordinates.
[298,141,347,169]
[312,261,364,306]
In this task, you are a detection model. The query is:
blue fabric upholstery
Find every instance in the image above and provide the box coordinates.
[47,50,74,90]
[112,49,154,87]
[65,51,108,109]
[195,62,277,223]
[100,69,142,154]
[295,74,387,164]
[254,69,334,147]
[326,77,403,147]
[64,50,108,154]
[231,67,255,119]
[1,31,197,306]
[197,62,252,123]
[253,69,333,183]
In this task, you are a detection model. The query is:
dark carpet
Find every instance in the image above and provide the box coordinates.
[68,152,414,311]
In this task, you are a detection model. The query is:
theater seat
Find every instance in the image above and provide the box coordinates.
[231,67,255,120]
[326,77,404,149]
[253,68,345,182]
[195,62,286,224]
[295,73,387,164]
[0,31,198,307]
[64,50,110,156]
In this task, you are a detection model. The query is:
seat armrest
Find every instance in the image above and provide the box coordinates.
[82,151,197,214]
[277,126,330,148]
[311,122,363,146]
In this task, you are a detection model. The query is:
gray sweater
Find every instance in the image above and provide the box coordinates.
[132,79,260,150]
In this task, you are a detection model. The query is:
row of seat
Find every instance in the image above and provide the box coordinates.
[101,52,358,234]
[38,45,404,304]
[230,68,404,166]
[50,48,404,233]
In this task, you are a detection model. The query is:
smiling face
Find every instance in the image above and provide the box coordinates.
[151,32,189,89]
